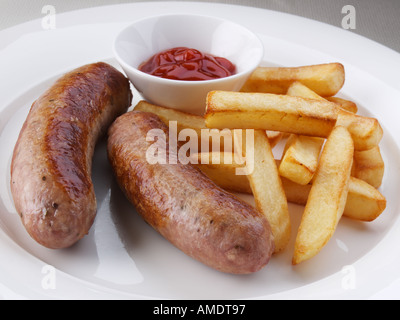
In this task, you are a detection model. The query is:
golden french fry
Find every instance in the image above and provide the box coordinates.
[279,177,310,206]
[326,96,358,114]
[281,176,386,222]
[293,126,354,265]
[266,131,284,148]
[281,82,325,185]
[285,81,377,150]
[285,81,379,150]
[135,100,236,155]
[192,153,386,222]
[279,134,324,185]
[135,100,205,134]
[342,176,386,221]
[240,63,345,97]
[234,130,291,253]
[206,91,383,151]
[191,152,252,194]
[135,100,282,149]
[206,91,338,138]
[134,100,210,152]
[287,81,357,113]
[336,109,383,151]
[286,81,325,100]
[352,146,385,188]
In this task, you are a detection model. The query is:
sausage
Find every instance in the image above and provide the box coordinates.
[10,62,132,249]
[107,111,274,274]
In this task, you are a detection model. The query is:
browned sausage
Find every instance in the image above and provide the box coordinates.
[107,111,274,274]
[10,62,132,249]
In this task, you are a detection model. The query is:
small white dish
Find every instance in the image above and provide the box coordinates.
[113,13,264,115]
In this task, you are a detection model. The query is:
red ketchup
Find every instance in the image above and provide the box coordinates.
[138,47,236,81]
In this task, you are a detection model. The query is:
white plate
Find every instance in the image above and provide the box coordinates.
[1,2,400,300]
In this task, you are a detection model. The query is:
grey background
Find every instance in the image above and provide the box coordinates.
[1,0,399,53]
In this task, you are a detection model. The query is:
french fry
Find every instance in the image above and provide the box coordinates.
[285,82,378,150]
[135,99,206,138]
[135,100,232,153]
[205,91,383,151]
[287,81,357,113]
[279,134,324,185]
[352,146,385,188]
[206,91,338,137]
[281,176,386,222]
[293,126,354,265]
[135,100,283,149]
[266,130,284,148]
[191,152,252,194]
[192,153,386,222]
[326,96,358,114]
[286,81,325,100]
[336,108,383,151]
[285,81,379,150]
[234,130,291,253]
[240,63,345,97]
[281,82,326,185]
[342,176,386,221]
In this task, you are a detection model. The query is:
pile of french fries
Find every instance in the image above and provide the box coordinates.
[135,62,386,266]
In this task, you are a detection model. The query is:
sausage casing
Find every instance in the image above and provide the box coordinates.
[10,62,132,249]
[107,111,274,274]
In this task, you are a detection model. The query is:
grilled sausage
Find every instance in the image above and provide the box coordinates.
[10,62,132,249]
[107,111,274,274]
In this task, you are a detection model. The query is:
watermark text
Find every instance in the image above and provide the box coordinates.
[145,121,255,175]
[41,5,56,30]
[342,5,356,30]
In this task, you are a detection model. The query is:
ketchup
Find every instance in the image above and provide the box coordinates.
[138,47,236,81]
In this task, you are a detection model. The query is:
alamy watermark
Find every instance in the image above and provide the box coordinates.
[41,5,56,30]
[41,264,56,290]
[342,5,356,30]
[341,265,356,290]
[145,121,255,175]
